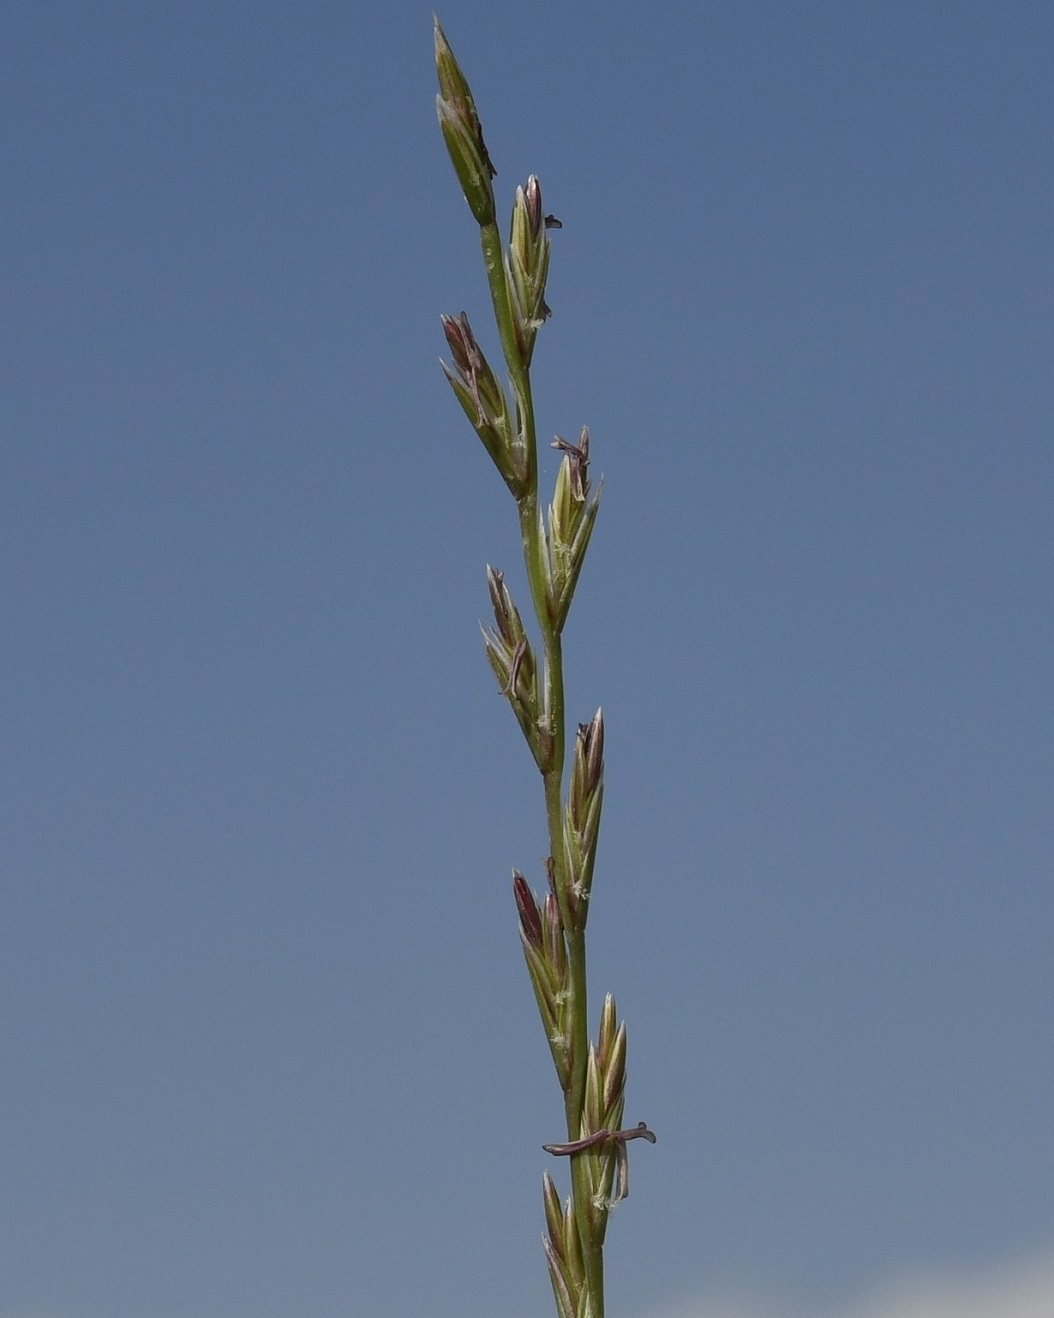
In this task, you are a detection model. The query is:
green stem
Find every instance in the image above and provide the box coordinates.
[533,488,602,1316]
[478,215,604,1315]
[479,223,533,484]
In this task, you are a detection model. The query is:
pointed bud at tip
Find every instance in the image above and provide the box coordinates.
[513,871,543,949]
[599,992,617,1055]
[585,707,604,788]
[524,174,543,238]
[434,18,497,225]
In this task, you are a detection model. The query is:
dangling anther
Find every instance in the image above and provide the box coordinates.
[542,1122,656,1204]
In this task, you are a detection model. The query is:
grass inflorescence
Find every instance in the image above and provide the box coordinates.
[434,20,653,1317]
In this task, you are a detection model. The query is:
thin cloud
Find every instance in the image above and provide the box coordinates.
[637,1248,1054,1318]
[846,1250,1054,1318]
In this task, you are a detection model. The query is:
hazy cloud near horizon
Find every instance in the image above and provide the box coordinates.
[636,1247,1054,1318]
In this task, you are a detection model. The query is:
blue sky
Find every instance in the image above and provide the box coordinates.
[2,3,1051,1317]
